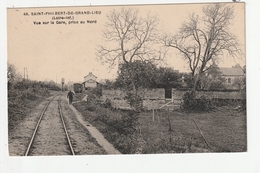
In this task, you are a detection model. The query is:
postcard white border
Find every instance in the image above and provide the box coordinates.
[1,0,260,173]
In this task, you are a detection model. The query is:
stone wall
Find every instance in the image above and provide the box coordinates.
[101,88,242,110]
[102,88,165,100]
[102,89,126,100]
[102,88,165,110]
[200,91,242,99]
[172,89,242,100]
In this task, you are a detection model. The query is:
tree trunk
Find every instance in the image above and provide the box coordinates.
[192,68,203,96]
[128,68,140,111]
[131,80,140,111]
[192,76,199,94]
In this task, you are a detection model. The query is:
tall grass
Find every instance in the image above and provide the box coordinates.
[8,80,51,130]
[74,101,210,154]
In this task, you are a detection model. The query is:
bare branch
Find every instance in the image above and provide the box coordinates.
[163,3,241,92]
[97,7,164,70]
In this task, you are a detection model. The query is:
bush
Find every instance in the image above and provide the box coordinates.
[94,106,138,135]
[86,105,97,112]
[182,91,213,112]
[8,80,50,131]
[124,92,143,111]
[114,110,138,134]
[240,78,246,110]
[102,98,112,108]
[90,87,102,98]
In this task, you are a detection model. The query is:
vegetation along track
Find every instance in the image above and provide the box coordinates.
[25,96,75,156]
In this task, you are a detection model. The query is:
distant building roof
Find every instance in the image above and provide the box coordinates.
[82,80,99,84]
[219,67,244,76]
[84,72,97,78]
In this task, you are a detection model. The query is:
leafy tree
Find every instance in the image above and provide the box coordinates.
[240,75,246,110]
[115,62,182,90]
[232,77,244,90]
[155,67,182,88]
[163,3,241,94]
[180,72,194,88]
[199,64,226,90]
[7,62,22,84]
[101,79,116,89]
[115,60,158,90]
[231,64,245,90]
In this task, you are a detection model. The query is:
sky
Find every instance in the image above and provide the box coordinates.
[7,3,245,84]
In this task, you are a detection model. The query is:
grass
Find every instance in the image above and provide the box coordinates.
[8,81,51,132]
[74,99,247,154]
[138,107,246,152]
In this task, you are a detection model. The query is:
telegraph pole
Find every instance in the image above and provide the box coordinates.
[61,78,65,92]
[26,67,28,80]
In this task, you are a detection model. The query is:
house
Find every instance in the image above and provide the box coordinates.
[219,66,245,89]
[82,72,98,89]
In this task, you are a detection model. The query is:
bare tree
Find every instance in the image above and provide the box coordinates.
[96,8,165,109]
[163,3,241,93]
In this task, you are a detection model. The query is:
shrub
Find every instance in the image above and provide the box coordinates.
[240,77,246,110]
[124,92,143,111]
[94,106,138,135]
[90,87,102,98]
[8,80,50,131]
[101,98,112,108]
[182,91,213,111]
[86,104,97,112]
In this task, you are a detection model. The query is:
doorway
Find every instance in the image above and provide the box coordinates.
[165,88,172,99]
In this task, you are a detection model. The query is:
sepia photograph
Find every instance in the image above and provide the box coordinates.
[6,2,247,157]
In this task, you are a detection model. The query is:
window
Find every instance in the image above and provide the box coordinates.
[228,78,231,83]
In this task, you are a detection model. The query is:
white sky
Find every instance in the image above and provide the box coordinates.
[7,3,245,84]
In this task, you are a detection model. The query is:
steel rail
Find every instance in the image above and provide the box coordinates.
[25,96,56,156]
[58,96,75,155]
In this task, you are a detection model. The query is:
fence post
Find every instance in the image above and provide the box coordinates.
[172,98,174,111]
[152,101,155,122]
[167,108,172,131]
[156,109,160,123]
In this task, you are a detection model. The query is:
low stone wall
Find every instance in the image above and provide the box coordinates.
[198,91,242,99]
[110,99,132,110]
[173,89,242,100]
[102,89,126,101]
[108,98,170,110]
[138,88,165,99]
[102,88,242,110]
[102,88,166,110]
[143,99,165,110]
[102,88,165,101]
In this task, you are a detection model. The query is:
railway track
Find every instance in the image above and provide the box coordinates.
[25,96,75,156]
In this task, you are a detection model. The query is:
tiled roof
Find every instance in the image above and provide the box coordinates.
[219,67,245,76]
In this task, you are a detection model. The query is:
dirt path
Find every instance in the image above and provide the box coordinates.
[60,96,106,155]
[69,104,121,155]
